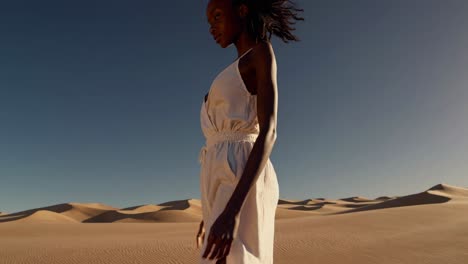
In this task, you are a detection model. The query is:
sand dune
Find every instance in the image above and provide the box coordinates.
[0,199,203,223]
[120,204,165,212]
[427,183,468,199]
[338,196,374,203]
[374,195,395,200]
[13,210,79,223]
[332,183,466,215]
[0,202,119,223]
[84,200,202,223]
[0,183,467,263]
[1,184,465,223]
[278,198,314,205]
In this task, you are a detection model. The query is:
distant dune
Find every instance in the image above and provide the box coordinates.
[0,199,203,223]
[332,183,467,215]
[14,210,79,223]
[339,196,374,203]
[0,202,119,223]
[1,183,466,223]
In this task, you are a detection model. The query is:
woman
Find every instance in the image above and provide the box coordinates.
[196,0,304,263]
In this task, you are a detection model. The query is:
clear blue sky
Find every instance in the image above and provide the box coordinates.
[1,0,467,213]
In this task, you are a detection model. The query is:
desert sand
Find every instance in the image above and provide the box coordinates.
[1,183,467,263]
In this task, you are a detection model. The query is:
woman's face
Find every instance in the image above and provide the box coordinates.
[206,0,241,48]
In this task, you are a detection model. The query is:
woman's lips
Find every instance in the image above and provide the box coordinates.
[215,35,221,43]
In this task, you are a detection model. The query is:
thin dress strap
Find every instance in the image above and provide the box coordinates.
[204,47,254,103]
[235,47,253,61]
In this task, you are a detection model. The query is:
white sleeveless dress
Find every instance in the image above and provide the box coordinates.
[198,48,280,264]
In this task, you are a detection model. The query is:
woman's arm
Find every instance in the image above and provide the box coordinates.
[196,220,205,248]
[224,41,278,217]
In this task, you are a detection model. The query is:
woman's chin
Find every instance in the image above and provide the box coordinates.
[217,40,230,48]
[216,39,229,48]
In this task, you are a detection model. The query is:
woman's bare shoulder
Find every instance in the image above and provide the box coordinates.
[252,41,275,62]
[251,41,276,73]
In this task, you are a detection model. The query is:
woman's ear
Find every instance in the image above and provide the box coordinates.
[238,3,249,18]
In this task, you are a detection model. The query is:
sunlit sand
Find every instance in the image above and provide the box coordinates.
[1,183,467,263]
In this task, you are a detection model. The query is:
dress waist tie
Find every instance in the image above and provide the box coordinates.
[198,131,259,164]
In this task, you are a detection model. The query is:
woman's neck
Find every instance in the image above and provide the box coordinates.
[233,32,262,58]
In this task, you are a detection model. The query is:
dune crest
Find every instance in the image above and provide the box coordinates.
[83,199,202,223]
[14,210,78,223]
[339,196,374,203]
[426,183,468,199]
[120,204,165,213]
[332,183,468,215]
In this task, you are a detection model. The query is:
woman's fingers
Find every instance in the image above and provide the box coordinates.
[197,222,204,234]
[215,256,227,264]
[218,240,231,258]
[216,240,228,259]
[204,232,224,260]
[202,230,233,260]
[210,240,224,260]
[223,238,232,258]
[197,228,205,237]
[197,234,203,249]
[217,236,232,260]
[196,226,205,249]
[203,233,216,258]
[212,234,232,260]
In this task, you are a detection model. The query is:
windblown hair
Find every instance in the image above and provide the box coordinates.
[231,0,304,43]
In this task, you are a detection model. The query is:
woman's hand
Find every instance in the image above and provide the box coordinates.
[202,210,236,261]
[196,220,205,249]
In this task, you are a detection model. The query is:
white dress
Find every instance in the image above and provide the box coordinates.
[198,47,280,263]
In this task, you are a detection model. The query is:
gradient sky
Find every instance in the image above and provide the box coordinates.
[1,0,467,213]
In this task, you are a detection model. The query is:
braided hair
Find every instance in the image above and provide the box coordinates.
[231,0,304,43]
